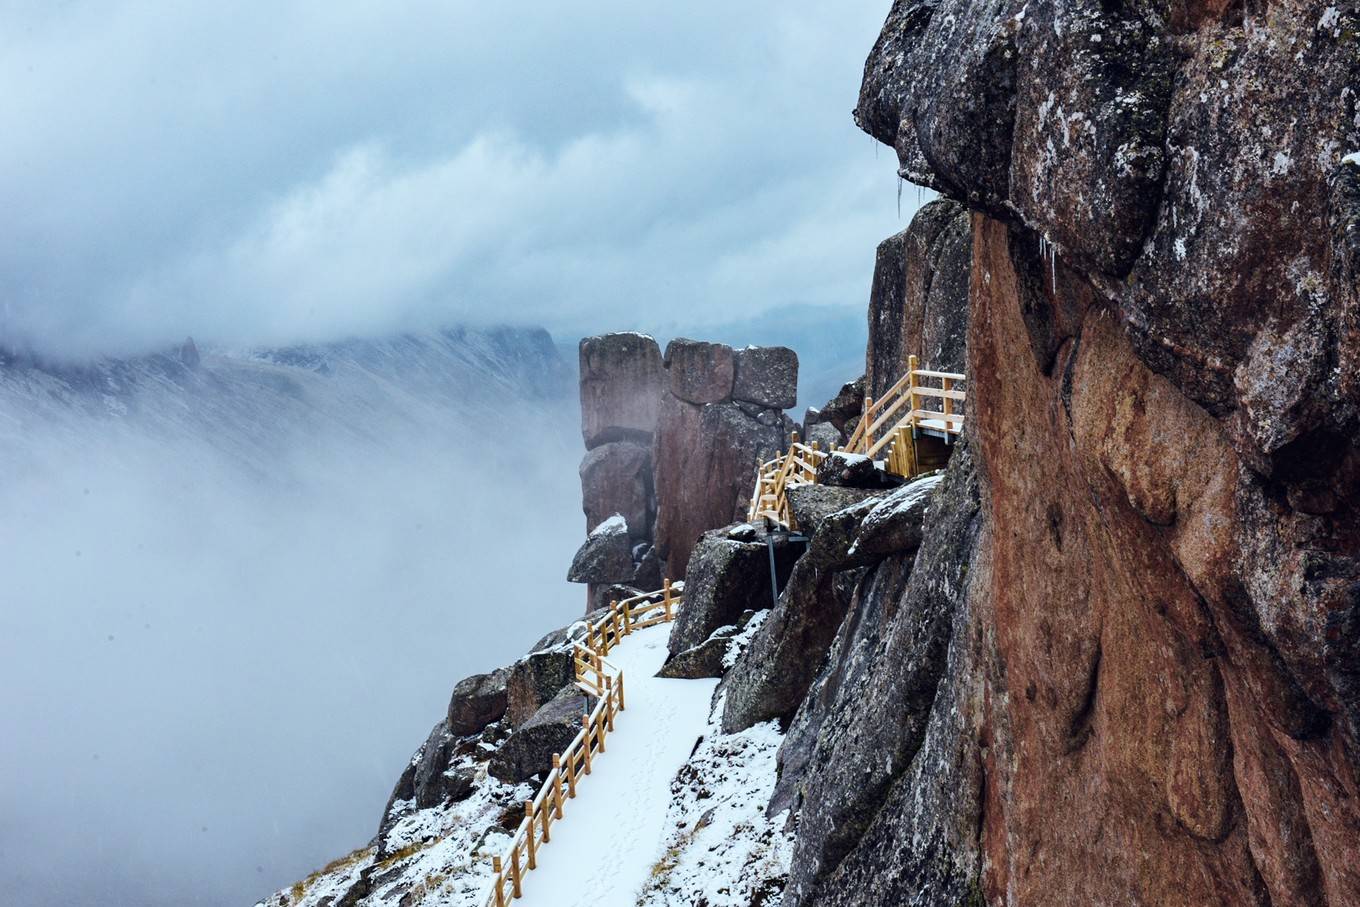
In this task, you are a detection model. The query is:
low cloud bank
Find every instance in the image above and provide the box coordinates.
[0,393,584,905]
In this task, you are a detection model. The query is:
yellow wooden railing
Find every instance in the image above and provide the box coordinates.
[844,355,966,459]
[749,357,966,529]
[746,435,827,530]
[482,581,683,907]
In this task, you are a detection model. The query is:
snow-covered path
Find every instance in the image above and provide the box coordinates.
[511,622,717,907]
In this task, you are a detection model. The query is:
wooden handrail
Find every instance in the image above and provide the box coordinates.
[482,580,684,907]
[745,434,828,529]
[846,357,967,461]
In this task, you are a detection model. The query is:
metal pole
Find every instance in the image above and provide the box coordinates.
[766,534,781,609]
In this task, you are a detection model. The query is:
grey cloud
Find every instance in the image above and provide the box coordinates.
[0,1,904,359]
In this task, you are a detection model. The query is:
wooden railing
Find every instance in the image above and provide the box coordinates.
[746,434,828,530]
[482,580,684,907]
[747,358,967,529]
[845,355,966,460]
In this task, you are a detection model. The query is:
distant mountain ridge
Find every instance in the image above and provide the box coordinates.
[0,324,576,475]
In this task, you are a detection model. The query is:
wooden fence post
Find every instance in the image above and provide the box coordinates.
[564,748,578,797]
[539,792,551,842]
[524,801,537,870]
[551,755,565,817]
[617,670,626,711]
[863,395,875,453]
[663,579,673,621]
[604,676,616,731]
[492,858,505,907]
[907,355,919,431]
[510,847,522,898]
[596,706,607,754]
[581,715,593,774]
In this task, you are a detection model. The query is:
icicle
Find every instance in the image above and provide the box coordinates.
[1037,234,1057,293]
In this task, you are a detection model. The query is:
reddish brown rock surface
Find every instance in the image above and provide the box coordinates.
[578,440,652,538]
[781,3,1359,905]
[664,337,736,405]
[652,393,792,578]
[578,332,664,449]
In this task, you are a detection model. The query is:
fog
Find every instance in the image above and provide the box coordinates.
[0,388,584,905]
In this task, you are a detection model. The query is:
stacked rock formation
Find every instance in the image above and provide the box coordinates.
[652,339,798,578]
[569,333,800,608]
[571,333,665,610]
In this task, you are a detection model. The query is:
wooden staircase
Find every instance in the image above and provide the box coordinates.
[748,356,966,530]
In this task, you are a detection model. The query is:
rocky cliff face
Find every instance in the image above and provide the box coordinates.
[812,2,1360,904]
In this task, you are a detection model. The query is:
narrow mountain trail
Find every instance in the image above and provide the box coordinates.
[511,622,717,907]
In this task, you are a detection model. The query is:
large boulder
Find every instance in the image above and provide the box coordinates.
[865,200,971,400]
[653,397,793,578]
[844,474,943,562]
[410,722,476,809]
[579,333,664,449]
[446,667,510,737]
[733,346,799,410]
[655,611,757,680]
[664,338,735,405]
[816,377,865,434]
[579,441,652,539]
[787,484,884,532]
[489,688,587,783]
[566,515,635,584]
[376,718,483,855]
[720,560,863,733]
[666,526,797,657]
[505,649,576,728]
[815,451,880,488]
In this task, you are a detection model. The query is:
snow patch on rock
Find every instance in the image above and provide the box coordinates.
[721,609,771,671]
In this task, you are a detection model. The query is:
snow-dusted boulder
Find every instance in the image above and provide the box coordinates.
[733,345,799,410]
[505,649,575,728]
[846,474,944,562]
[566,514,634,584]
[655,610,759,680]
[489,687,588,783]
[815,450,879,487]
[787,483,884,532]
[446,666,510,736]
[664,337,735,405]
[667,526,797,658]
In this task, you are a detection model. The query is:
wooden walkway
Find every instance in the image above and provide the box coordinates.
[482,582,684,907]
[748,356,966,529]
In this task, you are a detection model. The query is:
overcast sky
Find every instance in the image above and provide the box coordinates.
[0,1,908,360]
